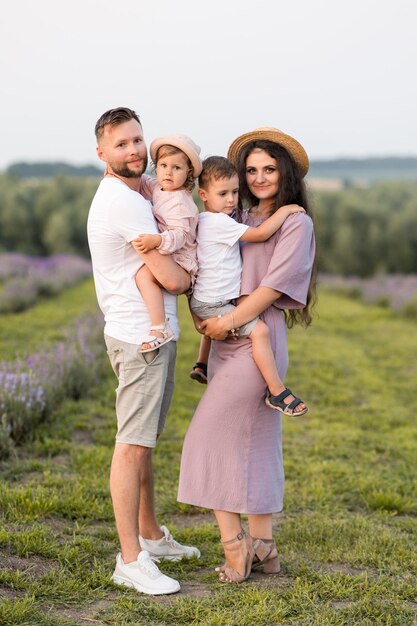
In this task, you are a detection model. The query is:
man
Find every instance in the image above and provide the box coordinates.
[87,107,200,596]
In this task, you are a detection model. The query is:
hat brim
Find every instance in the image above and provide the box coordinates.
[227,127,309,177]
[150,135,202,177]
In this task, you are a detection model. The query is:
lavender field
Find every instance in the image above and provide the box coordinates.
[0,288,416,625]
[0,253,92,313]
[0,314,105,458]
[319,273,417,318]
[0,264,104,459]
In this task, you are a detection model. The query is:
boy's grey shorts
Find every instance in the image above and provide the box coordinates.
[190,295,258,337]
[104,335,176,448]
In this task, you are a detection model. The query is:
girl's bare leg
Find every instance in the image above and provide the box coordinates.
[135,265,172,351]
[135,265,165,328]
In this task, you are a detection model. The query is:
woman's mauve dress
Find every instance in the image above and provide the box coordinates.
[177,212,315,514]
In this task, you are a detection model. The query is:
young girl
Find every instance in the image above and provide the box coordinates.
[133,134,202,352]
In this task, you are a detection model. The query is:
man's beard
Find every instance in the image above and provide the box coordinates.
[110,154,148,178]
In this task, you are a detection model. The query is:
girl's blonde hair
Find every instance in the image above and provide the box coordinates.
[153,145,195,192]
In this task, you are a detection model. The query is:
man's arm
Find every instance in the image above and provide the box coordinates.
[240,205,305,243]
[134,248,190,295]
[115,188,190,295]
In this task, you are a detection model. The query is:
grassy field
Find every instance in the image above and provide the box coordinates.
[0,280,416,625]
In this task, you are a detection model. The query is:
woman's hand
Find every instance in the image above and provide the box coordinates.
[201,315,231,341]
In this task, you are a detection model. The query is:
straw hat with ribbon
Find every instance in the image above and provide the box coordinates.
[150,134,202,177]
[227,127,309,178]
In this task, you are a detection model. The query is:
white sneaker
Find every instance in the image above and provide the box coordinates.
[139,525,201,561]
[111,550,180,595]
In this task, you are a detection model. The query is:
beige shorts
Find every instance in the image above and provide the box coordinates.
[190,296,258,337]
[105,335,176,448]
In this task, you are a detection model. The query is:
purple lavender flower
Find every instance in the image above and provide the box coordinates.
[0,312,105,457]
[319,273,417,311]
[0,254,92,313]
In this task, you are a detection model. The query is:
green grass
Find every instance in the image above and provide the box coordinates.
[0,283,416,625]
[0,278,98,357]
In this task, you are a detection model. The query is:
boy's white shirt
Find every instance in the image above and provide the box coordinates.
[193,212,249,303]
[87,177,179,344]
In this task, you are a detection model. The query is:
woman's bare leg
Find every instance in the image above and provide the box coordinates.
[214,510,247,578]
[247,513,273,540]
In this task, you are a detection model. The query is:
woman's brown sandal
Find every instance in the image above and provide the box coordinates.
[215,537,280,575]
[251,538,280,574]
[218,530,255,583]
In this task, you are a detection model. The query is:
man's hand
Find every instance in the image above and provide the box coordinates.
[132,233,162,253]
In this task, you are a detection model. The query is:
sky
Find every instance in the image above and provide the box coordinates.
[1,0,416,170]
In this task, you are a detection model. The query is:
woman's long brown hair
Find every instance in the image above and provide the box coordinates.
[236,139,317,328]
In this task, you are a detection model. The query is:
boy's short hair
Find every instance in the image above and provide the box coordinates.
[199,156,237,189]
[95,107,141,141]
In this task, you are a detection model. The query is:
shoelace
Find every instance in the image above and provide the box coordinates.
[165,532,183,550]
[139,555,162,578]
[150,555,161,564]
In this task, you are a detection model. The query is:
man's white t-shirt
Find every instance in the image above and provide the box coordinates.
[87,177,179,344]
[193,212,249,303]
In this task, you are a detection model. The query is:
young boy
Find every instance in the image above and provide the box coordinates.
[189,156,308,416]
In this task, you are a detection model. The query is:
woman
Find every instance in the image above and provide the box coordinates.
[177,127,316,583]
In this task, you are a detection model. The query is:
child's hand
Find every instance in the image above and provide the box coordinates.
[281,204,305,215]
[132,234,162,253]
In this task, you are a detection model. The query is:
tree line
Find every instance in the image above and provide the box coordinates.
[312,180,417,275]
[0,173,416,276]
[0,174,97,258]
[6,162,103,178]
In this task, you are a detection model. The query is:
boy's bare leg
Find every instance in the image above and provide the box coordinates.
[137,250,190,295]
[250,321,306,413]
[196,335,211,365]
[250,320,285,395]
[190,336,211,383]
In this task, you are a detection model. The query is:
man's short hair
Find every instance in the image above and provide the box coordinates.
[95,107,141,141]
[199,156,237,189]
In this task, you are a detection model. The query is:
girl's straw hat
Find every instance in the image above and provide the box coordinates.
[227,127,309,177]
[150,134,203,177]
